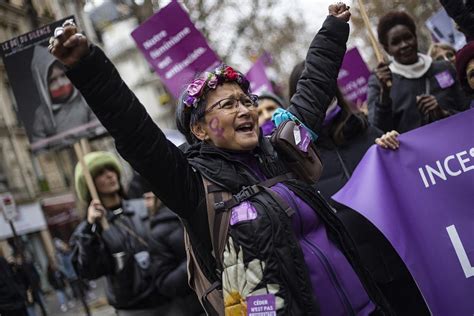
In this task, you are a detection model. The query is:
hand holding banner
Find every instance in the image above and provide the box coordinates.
[333,109,474,315]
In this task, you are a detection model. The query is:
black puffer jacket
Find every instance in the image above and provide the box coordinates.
[71,199,164,310]
[150,207,203,315]
[0,257,26,312]
[66,16,393,315]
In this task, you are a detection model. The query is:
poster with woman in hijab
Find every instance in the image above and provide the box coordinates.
[0,17,105,152]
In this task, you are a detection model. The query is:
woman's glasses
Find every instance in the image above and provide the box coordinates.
[205,94,259,115]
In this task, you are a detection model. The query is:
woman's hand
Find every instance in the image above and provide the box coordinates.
[328,2,351,22]
[374,62,393,92]
[375,130,399,150]
[416,95,449,121]
[48,19,90,67]
[87,199,105,225]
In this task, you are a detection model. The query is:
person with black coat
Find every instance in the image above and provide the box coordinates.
[128,172,203,315]
[368,10,468,133]
[50,4,397,315]
[70,151,167,315]
[147,194,204,315]
[0,256,28,316]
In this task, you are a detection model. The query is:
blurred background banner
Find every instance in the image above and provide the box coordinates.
[425,7,466,50]
[131,1,221,98]
[246,55,274,95]
[0,17,106,153]
[0,202,47,239]
[333,109,474,316]
[337,47,370,108]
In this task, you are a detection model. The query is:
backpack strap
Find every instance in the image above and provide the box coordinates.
[202,177,233,274]
[214,172,295,213]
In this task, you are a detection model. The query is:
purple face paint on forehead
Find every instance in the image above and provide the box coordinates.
[209,117,225,138]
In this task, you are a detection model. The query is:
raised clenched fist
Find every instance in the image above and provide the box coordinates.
[48,19,90,67]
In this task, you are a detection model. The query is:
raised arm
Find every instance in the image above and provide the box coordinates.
[287,3,350,136]
[49,21,202,218]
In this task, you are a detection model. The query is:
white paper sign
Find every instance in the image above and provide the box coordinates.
[426,8,467,50]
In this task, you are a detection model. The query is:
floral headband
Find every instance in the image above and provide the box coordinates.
[184,64,250,109]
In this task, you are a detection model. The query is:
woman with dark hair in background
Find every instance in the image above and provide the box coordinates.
[368,11,467,133]
[289,60,430,315]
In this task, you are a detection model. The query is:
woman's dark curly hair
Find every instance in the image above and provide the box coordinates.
[377,11,417,48]
[176,64,251,144]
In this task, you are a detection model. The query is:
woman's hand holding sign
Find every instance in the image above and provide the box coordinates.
[49,19,89,67]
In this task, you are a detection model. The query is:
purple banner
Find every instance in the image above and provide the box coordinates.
[131,1,220,98]
[337,47,370,107]
[333,110,474,315]
[246,56,273,95]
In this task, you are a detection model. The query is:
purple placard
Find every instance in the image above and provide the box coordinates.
[247,294,276,316]
[246,56,273,95]
[337,47,370,107]
[131,1,221,98]
[333,109,474,315]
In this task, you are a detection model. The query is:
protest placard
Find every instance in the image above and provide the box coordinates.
[131,1,220,98]
[246,56,273,95]
[333,110,474,315]
[337,47,370,108]
[0,17,105,152]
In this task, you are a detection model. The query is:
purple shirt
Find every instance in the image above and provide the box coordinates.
[231,152,374,315]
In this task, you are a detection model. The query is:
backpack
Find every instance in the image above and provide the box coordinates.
[184,174,295,316]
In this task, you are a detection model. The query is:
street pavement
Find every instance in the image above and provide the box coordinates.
[32,278,115,316]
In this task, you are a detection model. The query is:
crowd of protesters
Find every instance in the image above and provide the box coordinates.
[1,1,473,315]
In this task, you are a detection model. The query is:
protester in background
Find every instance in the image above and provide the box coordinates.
[30,44,97,144]
[257,91,285,136]
[428,42,457,65]
[46,261,71,312]
[11,253,47,316]
[128,172,204,315]
[54,238,90,314]
[290,61,430,315]
[439,0,474,42]
[455,41,474,108]
[147,191,204,315]
[71,151,174,315]
[0,255,28,316]
[368,11,468,133]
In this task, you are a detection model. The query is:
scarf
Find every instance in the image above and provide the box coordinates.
[389,53,432,79]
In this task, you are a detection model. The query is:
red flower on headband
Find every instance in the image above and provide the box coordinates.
[224,66,238,80]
